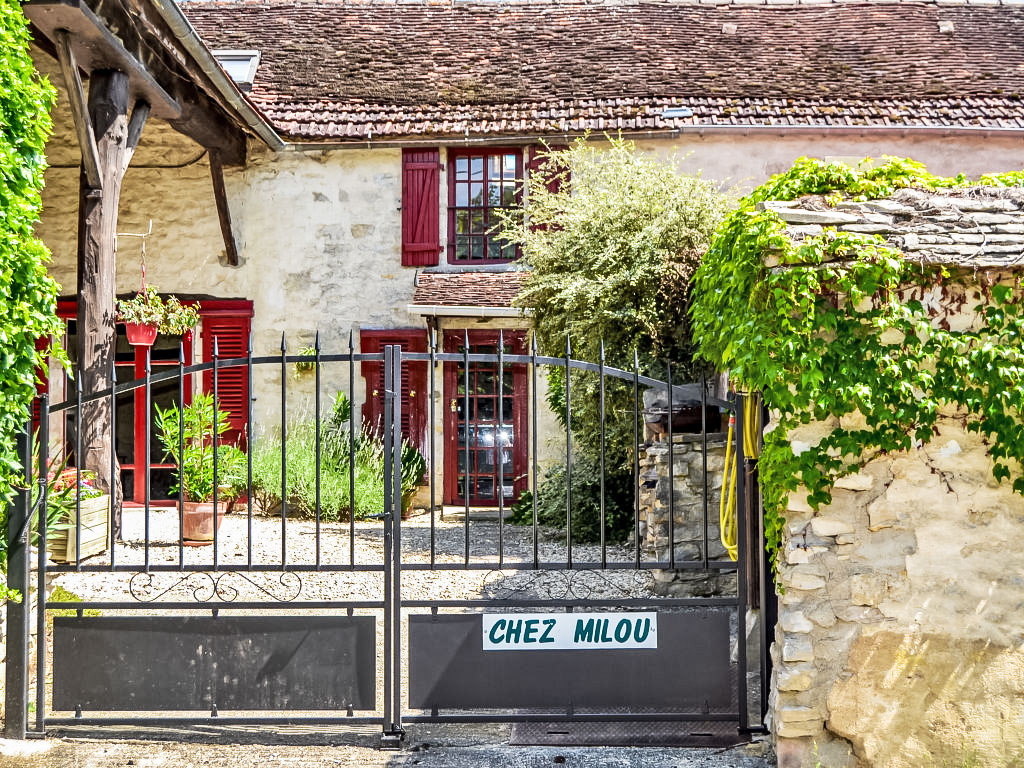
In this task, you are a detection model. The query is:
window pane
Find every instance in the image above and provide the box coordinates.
[471,157,484,180]
[471,210,485,233]
[455,156,468,179]
[471,238,484,260]
[455,182,468,207]
[503,153,516,179]
[470,182,483,206]
[476,476,495,499]
[487,239,501,260]
[488,182,501,206]
[455,235,469,260]
[488,156,502,180]
[502,243,517,260]
[502,183,516,206]
[456,210,469,234]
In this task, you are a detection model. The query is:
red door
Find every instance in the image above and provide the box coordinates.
[443,330,528,506]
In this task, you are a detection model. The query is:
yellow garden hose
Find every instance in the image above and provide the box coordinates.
[720,414,738,561]
[719,395,761,562]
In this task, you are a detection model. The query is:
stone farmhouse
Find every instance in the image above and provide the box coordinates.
[29,0,1024,510]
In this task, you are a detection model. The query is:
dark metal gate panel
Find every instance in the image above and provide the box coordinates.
[409,611,730,711]
[53,616,376,711]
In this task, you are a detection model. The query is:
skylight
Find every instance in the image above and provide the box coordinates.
[213,50,261,91]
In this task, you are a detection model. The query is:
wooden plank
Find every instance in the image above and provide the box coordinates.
[209,149,240,266]
[54,29,101,190]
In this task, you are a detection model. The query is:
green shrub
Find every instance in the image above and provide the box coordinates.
[509,454,635,544]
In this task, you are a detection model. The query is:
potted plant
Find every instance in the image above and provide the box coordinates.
[32,458,109,564]
[155,393,245,545]
[400,442,426,519]
[116,285,200,346]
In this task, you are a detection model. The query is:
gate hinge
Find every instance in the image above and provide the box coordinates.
[380,725,406,750]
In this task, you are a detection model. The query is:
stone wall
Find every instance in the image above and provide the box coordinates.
[767,187,1024,767]
[638,432,735,597]
[772,410,1024,768]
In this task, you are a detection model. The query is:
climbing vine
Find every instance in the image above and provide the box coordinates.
[690,157,1024,565]
[0,1,59,599]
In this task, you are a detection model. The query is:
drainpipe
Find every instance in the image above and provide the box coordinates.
[147,0,287,152]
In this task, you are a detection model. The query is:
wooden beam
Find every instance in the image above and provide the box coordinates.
[26,0,180,119]
[123,99,151,171]
[55,28,102,190]
[209,149,240,266]
[77,69,130,535]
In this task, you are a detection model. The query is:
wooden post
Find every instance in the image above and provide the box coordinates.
[76,70,130,535]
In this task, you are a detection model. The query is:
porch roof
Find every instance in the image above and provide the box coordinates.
[410,271,529,314]
[180,0,1024,143]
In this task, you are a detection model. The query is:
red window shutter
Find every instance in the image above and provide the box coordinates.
[402,148,441,266]
[202,313,251,448]
[359,329,429,451]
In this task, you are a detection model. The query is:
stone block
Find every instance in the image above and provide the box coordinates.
[810,516,854,537]
[787,571,826,591]
[834,472,874,491]
[786,491,814,515]
[781,633,814,662]
[776,720,824,738]
[850,572,889,606]
[776,664,815,692]
[780,610,814,634]
[867,499,900,531]
[777,704,822,723]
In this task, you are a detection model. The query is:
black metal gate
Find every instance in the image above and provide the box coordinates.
[3,334,770,744]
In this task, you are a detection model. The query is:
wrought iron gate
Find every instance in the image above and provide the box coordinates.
[4,334,771,744]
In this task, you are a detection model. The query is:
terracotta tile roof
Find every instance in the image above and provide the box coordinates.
[411,271,529,308]
[182,0,1024,142]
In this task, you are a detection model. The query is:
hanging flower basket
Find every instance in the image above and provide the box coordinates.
[116,285,200,345]
[123,321,159,347]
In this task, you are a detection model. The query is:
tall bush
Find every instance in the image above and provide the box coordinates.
[0,2,59,598]
[499,136,729,541]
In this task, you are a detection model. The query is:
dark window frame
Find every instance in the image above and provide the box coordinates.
[446,147,523,265]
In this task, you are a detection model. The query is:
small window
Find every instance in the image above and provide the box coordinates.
[448,149,522,263]
[213,50,261,92]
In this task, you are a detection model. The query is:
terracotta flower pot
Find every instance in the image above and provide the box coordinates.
[124,322,158,346]
[182,501,226,544]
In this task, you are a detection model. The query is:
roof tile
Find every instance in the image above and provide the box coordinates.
[183,0,1024,141]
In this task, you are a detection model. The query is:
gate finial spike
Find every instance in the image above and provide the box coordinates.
[75,372,82,395]
[565,332,571,357]
[314,329,321,353]
[280,332,287,353]
[498,328,504,352]
[599,338,605,364]
[531,333,538,354]
[464,328,469,351]
[179,339,185,365]
[348,328,354,352]
[247,330,253,356]
[634,348,640,370]
[213,336,219,357]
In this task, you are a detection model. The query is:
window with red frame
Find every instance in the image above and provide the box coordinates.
[448,149,522,263]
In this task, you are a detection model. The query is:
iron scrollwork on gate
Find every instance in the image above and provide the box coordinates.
[128,570,304,603]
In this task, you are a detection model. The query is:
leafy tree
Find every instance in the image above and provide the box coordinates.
[0,2,59,598]
[499,136,729,540]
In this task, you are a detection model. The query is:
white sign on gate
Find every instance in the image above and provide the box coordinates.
[482,612,658,651]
